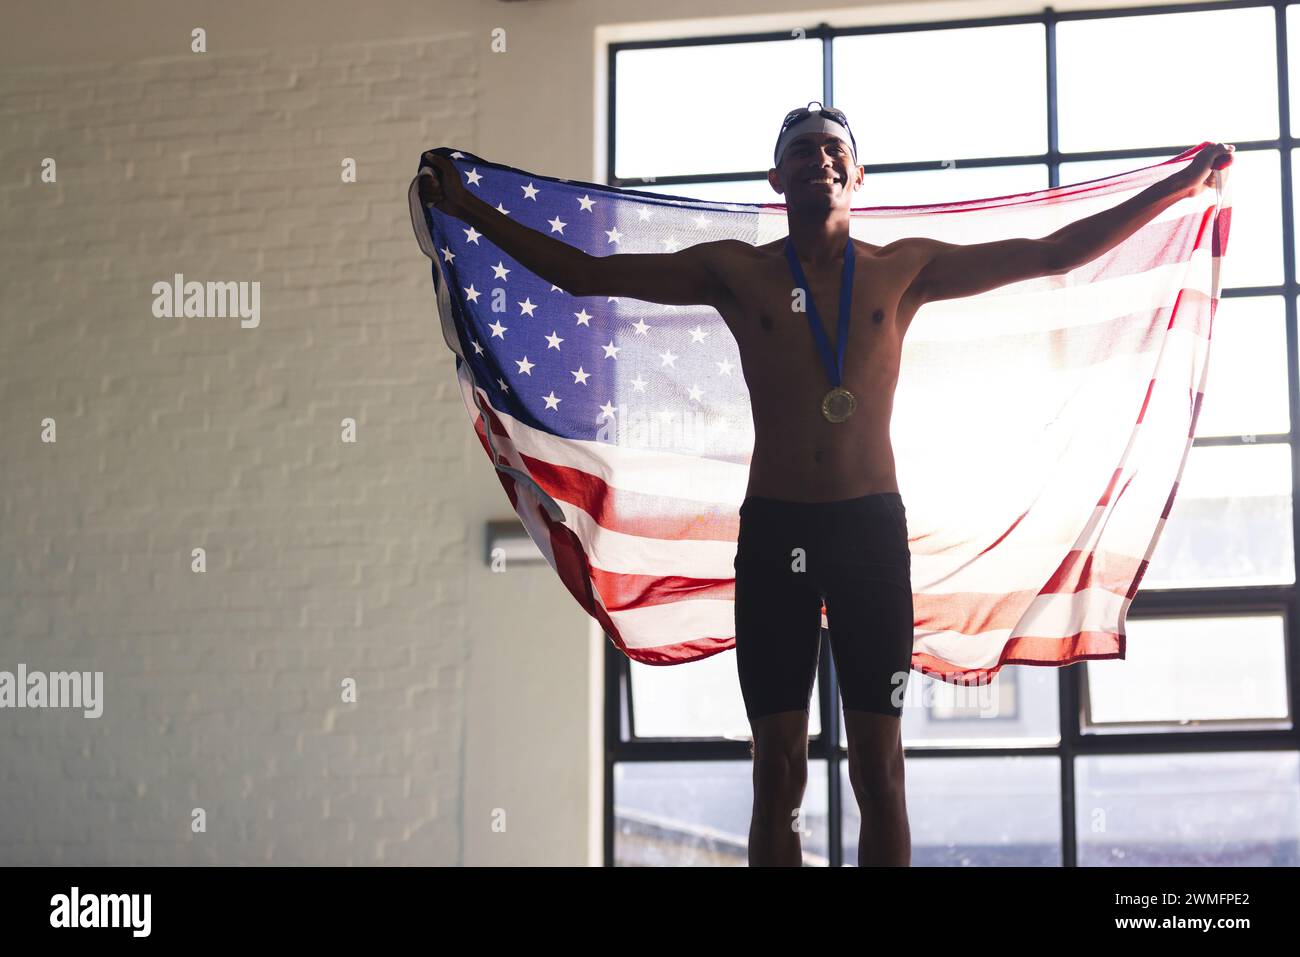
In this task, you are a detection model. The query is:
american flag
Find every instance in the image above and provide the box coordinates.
[408,144,1232,684]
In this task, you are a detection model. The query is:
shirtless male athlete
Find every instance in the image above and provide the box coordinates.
[418,106,1231,868]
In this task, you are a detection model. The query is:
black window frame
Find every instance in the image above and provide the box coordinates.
[603,0,1300,867]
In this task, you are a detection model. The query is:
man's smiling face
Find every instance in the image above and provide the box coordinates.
[768,133,864,209]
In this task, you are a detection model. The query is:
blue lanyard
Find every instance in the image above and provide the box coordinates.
[783,235,855,388]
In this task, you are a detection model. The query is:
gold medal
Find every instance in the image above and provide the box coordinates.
[822,385,856,423]
[785,235,859,426]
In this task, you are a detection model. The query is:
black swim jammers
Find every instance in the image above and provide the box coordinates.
[732,491,915,721]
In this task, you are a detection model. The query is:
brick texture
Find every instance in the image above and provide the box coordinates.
[0,35,478,865]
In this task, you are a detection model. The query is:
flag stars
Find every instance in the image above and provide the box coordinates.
[439,178,756,438]
[450,151,465,159]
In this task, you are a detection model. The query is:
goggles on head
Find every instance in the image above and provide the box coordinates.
[774,101,858,167]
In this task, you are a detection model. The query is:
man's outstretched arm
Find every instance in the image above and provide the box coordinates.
[906,142,1233,305]
[419,151,736,309]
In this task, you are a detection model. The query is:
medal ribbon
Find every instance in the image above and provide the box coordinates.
[783,235,854,389]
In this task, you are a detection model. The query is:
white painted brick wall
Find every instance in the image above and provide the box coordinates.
[0,35,478,864]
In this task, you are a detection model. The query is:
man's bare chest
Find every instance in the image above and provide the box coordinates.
[718,251,913,374]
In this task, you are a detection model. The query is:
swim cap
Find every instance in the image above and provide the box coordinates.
[774,105,858,168]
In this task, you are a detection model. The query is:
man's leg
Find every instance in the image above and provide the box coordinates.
[747,709,811,866]
[844,709,910,866]
[733,498,824,867]
[821,493,915,866]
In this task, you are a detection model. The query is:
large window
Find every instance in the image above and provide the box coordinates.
[604,1,1300,866]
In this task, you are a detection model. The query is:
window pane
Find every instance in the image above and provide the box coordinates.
[839,666,1061,748]
[841,756,1060,866]
[1085,614,1291,731]
[1197,296,1288,437]
[1143,443,1294,587]
[1058,157,1142,186]
[637,165,1049,211]
[1063,149,1280,288]
[1076,752,1300,865]
[833,25,1047,165]
[629,649,822,739]
[1285,151,1300,280]
[615,759,828,865]
[1215,149,1281,288]
[1057,8,1278,153]
[1288,4,1300,135]
[857,164,1049,207]
[1200,148,1280,289]
[613,40,822,180]
[634,179,780,205]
